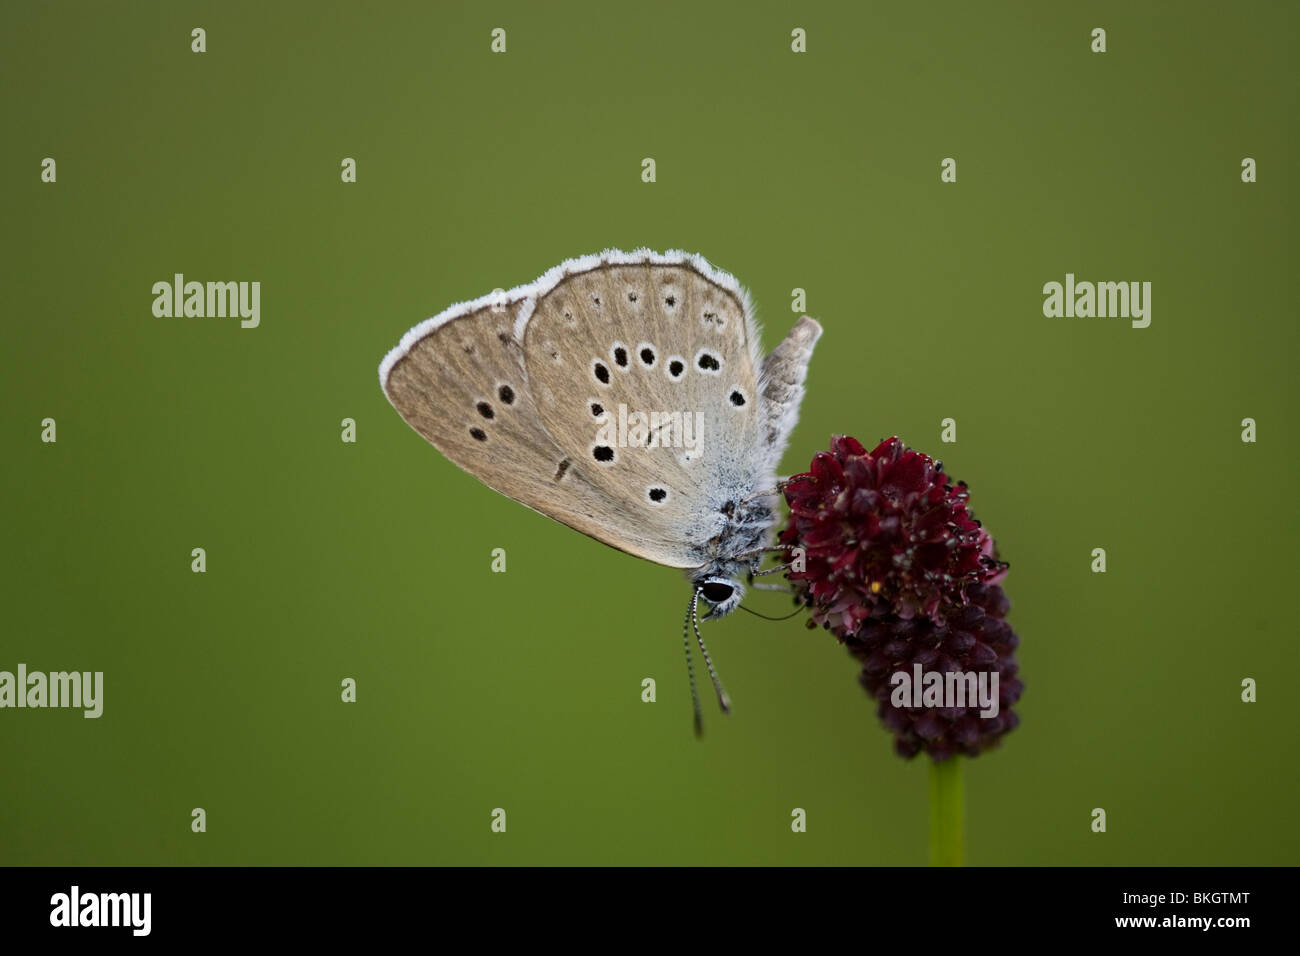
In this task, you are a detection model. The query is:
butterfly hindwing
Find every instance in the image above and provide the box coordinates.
[522,254,768,567]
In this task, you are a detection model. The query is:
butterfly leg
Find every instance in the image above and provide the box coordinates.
[732,544,793,561]
[736,481,795,505]
[748,563,795,591]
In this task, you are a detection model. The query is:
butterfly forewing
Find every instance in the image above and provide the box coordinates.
[381,296,638,555]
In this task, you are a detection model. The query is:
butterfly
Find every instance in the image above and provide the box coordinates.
[379,249,821,733]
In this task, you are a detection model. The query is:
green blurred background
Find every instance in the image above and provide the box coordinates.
[2,0,1295,865]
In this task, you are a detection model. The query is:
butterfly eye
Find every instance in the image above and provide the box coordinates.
[700,582,734,604]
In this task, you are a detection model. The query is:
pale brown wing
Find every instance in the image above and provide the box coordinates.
[380,250,785,569]
[381,270,707,566]
[381,295,662,559]
[522,255,767,565]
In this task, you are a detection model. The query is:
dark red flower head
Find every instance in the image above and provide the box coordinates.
[843,581,1023,760]
[780,436,1022,760]
[780,436,1006,631]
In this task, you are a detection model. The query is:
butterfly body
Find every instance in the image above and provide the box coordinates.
[380,249,820,726]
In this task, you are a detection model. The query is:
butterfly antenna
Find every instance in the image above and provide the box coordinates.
[692,587,732,716]
[682,592,704,737]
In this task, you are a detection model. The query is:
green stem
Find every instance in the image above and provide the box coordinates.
[929,756,964,866]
